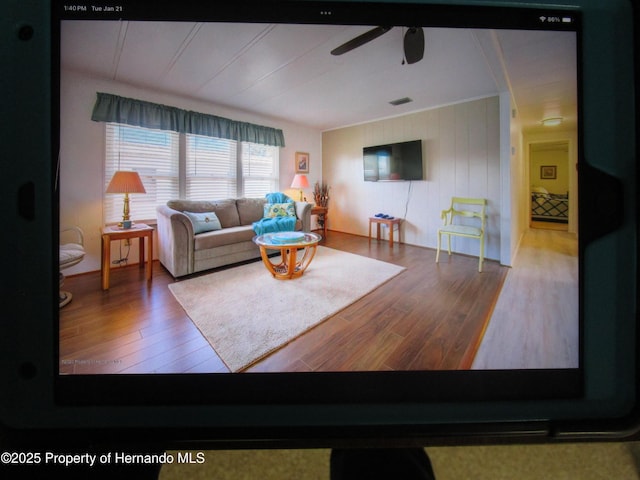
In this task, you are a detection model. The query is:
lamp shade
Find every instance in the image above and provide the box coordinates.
[290,174,309,189]
[106,171,146,194]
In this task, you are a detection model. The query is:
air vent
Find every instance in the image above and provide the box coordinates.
[389,97,413,106]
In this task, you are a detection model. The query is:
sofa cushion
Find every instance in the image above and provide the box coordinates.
[194,225,256,250]
[236,197,267,225]
[183,211,222,234]
[167,199,240,228]
[59,244,85,267]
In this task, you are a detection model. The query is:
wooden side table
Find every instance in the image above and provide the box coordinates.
[368,217,402,247]
[101,224,154,290]
[311,205,328,238]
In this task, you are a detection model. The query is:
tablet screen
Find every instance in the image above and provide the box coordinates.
[55,0,581,399]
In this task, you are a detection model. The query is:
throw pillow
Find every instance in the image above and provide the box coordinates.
[264,203,296,218]
[184,211,222,234]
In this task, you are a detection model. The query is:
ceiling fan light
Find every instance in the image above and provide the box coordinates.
[404,27,425,64]
[541,117,563,127]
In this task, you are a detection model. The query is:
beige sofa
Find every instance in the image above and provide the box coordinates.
[156,197,311,277]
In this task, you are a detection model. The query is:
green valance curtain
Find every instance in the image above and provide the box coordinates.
[91,92,286,147]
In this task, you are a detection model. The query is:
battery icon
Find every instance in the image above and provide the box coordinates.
[562,17,572,23]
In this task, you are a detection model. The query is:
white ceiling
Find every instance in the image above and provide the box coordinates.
[61,21,577,134]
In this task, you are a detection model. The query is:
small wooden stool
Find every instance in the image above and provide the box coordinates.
[368,217,402,247]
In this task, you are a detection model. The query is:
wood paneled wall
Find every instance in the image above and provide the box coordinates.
[322,96,501,260]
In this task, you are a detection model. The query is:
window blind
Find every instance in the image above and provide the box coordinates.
[104,125,280,218]
[242,142,279,198]
[104,123,179,223]
[186,134,238,200]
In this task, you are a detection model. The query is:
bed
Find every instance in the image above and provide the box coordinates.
[531,186,569,223]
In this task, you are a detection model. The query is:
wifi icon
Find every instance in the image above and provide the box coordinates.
[539,16,547,22]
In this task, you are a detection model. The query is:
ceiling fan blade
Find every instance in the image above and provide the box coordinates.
[331,26,392,56]
[404,27,425,64]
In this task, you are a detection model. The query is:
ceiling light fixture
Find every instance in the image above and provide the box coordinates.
[541,117,563,127]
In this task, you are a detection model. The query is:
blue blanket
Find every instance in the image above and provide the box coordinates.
[265,192,292,204]
[252,192,297,235]
[252,216,296,235]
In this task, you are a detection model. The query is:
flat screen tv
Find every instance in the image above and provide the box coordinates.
[1,0,638,456]
[364,140,424,181]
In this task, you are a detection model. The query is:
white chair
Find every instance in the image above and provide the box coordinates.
[59,226,85,307]
[436,197,487,272]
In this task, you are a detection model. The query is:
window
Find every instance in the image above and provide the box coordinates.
[186,135,238,200]
[105,124,280,222]
[242,142,280,198]
[104,124,179,223]
[186,135,279,200]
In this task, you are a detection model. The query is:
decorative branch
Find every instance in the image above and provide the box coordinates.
[313,181,330,208]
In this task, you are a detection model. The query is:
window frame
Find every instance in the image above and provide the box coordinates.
[104,123,180,224]
[104,123,280,223]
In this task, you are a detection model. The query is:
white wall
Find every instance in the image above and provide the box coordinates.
[322,96,502,261]
[506,93,526,265]
[60,69,322,275]
[530,148,570,194]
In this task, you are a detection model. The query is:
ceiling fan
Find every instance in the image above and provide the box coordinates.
[330,26,425,64]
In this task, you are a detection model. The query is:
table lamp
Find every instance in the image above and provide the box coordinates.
[290,174,309,201]
[106,171,146,228]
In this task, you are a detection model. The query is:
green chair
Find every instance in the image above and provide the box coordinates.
[436,197,487,272]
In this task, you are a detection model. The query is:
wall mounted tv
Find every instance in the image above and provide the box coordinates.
[364,140,424,181]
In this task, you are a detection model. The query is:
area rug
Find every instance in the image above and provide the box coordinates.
[168,246,405,372]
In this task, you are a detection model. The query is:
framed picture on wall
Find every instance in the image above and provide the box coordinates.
[540,165,557,179]
[295,152,310,173]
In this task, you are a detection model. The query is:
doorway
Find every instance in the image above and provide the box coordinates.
[529,141,570,231]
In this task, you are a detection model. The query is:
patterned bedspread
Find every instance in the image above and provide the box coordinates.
[531,192,568,223]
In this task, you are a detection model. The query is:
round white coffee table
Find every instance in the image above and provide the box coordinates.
[253,232,322,280]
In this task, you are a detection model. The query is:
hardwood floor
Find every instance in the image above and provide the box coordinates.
[59,232,508,374]
[472,227,579,369]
